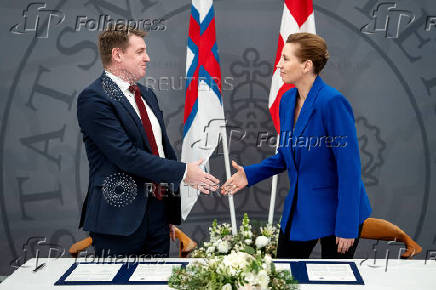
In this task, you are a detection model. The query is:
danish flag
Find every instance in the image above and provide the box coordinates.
[269,0,316,132]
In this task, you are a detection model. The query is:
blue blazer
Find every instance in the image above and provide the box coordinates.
[77,73,186,236]
[244,76,371,241]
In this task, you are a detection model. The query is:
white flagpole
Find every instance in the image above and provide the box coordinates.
[268,134,280,225]
[220,125,238,235]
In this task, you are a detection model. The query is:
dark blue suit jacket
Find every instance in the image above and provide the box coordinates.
[244,76,371,241]
[77,73,185,236]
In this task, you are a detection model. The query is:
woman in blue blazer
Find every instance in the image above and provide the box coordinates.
[222,33,371,259]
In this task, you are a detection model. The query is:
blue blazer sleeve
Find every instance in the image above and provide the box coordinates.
[323,94,362,238]
[243,149,287,186]
[77,89,186,188]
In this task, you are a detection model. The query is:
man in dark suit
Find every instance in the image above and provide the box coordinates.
[77,24,218,258]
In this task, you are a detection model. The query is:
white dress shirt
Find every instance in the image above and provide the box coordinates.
[105,71,187,180]
[105,71,165,158]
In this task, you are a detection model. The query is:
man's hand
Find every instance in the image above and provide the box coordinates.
[336,237,355,254]
[184,159,219,194]
[221,160,248,195]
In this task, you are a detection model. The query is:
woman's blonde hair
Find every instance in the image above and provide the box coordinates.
[286,32,329,74]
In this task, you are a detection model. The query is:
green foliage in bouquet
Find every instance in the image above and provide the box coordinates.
[168,252,298,290]
[168,214,299,290]
[191,213,280,258]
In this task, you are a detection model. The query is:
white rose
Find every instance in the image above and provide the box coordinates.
[218,241,230,254]
[221,252,253,274]
[257,270,270,289]
[209,257,220,267]
[255,236,270,249]
[221,283,232,290]
[263,255,273,273]
[244,239,252,245]
[189,258,207,269]
[241,271,257,286]
[264,254,272,265]
[206,246,216,254]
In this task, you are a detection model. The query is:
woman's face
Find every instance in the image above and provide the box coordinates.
[277,43,307,84]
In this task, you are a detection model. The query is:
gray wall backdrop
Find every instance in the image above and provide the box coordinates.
[1,0,436,276]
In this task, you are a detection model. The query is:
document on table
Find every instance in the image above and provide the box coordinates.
[65,263,122,281]
[129,264,182,282]
[306,263,356,282]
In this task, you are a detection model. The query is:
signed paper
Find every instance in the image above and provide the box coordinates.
[129,264,182,282]
[65,263,122,282]
[306,263,356,282]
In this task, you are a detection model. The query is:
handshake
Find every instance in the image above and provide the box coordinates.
[184,160,248,195]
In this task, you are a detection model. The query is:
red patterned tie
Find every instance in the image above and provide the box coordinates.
[129,84,164,200]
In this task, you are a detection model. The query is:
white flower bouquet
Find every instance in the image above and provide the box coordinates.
[168,214,298,290]
[190,213,280,258]
[168,251,297,289]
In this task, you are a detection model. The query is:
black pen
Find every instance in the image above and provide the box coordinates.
[32,263,46,273]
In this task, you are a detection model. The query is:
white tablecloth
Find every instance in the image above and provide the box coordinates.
[1,258,435,289]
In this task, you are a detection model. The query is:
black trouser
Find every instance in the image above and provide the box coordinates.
[277,221,364,259]
[90,197,170,258]
[276,181,363,259]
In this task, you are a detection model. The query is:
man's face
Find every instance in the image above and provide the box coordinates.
[117,34,150,82]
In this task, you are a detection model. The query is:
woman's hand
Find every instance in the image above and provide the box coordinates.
[169,224,176,241]
[336,237,355,254]
[221,161,248,195]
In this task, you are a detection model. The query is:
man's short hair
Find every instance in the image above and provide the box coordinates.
[98,24,146,67]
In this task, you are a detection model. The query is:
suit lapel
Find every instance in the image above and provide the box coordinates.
[287,90,297,133]
[99,73,152,152]
[119,97,154,153]
[280,90,297,172]
[292,76,323,138]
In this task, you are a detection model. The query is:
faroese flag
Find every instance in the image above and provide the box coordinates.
[181,0,225,220]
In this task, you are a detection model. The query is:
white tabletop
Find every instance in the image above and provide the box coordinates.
[0,258,435,289]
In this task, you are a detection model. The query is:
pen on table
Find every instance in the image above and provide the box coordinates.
[33,263,46,273]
